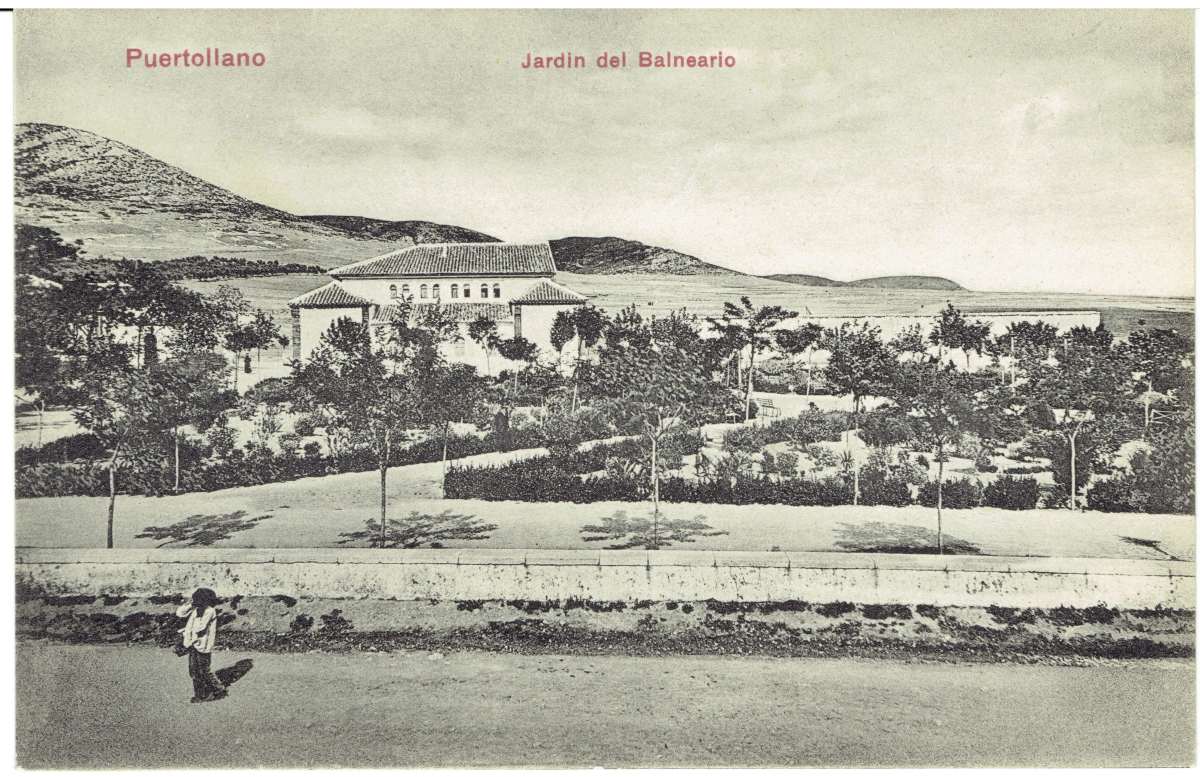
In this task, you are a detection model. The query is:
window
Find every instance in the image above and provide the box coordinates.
[389,284,398,298]
[420,284,428,299]
[401,284,410,297]
[481,284,489,299]
[463,285,471,298]
[493,284,501,299]
[432,283,440,299]
[450,283,458,299]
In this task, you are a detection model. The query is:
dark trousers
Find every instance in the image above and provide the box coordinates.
[188,648,222,699]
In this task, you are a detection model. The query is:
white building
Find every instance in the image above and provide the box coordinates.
[288,242,588,373]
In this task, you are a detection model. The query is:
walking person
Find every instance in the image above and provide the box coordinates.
[176,587,226,703]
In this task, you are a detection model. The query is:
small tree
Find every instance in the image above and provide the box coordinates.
[149,351,233,492]
[496,336,538,394]
[592,344,711,546]
[1024,332,1129,510]
[822,322,898,418]
[73,365,160,549]
[708,297,797,421]
[774,322,825,395]
[552,306,607,411]
[467,317,501,376]
[290,318,427,545]
[905,365,978,553]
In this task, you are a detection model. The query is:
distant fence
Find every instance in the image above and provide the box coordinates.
[15,549,1194,610]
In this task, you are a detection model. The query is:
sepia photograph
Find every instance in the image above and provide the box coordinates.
[10,8,1197,768]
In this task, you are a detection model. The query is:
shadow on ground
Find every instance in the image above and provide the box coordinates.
[833,521,981,555]
[216,658,254,687]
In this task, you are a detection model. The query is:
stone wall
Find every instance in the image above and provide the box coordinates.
[16,549,1194,610]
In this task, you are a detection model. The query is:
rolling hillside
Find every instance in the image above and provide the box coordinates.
[14,123,481,266]
[549,236,740,275]
[766,273,964,291]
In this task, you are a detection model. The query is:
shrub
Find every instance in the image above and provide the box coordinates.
[857,410,916,449]
[16,433,107,466]
[1085,477,1145,513]
[764,411,848,448]
[982,475,1040,510]
[858,475,912,507]
[917,477,982,509]
[805,444,839,469]
[722,425,767,455]
[915,454,930,469]
[16,461,107,498]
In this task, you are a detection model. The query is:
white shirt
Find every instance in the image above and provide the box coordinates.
[176,604,218,654]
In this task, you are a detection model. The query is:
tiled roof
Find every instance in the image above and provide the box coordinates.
[510,279,588,305]
[330,242,556,278]
[370,303,513,326]
[288,282,371,308]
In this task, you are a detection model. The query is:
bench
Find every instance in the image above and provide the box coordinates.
[758,398,781,418]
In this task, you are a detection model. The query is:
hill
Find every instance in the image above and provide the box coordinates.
[846,275,963,290]
[300,215,498,244]
[14,123,481,266]
[766,272,964,291]
[548,236,739,275]
[763,273,843,287]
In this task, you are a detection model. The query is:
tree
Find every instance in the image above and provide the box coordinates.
[467,317,502,377]
[148,352,233,492]
[822,322,897,417]
[420,363,485,494]
[591,343,711,546]
[1121,327,1193,438]
[72,364,161,549]
[552,306,608,411]
[890,324,929,364]
[290,316,432,545]
[707,296,797,421]
[930,303,990,368]
[496,336,538,394]
[904,365,979,553]
[775,322,825,395]
[993,320,1060,386]
[1024,333,1130,510]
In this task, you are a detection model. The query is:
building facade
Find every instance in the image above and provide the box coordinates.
[288,242,588,373]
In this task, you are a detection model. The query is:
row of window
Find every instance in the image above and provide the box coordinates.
[389,283,501,300]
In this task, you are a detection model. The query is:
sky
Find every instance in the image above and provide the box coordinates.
[14,9,1195,297]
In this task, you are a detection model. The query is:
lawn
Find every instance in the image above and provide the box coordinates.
[16,453,1194,561]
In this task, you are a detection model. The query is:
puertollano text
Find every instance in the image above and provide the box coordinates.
[126,48,267,68]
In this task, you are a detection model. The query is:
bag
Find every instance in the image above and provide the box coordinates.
[173,639,189,657]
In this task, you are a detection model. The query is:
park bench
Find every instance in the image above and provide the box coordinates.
[758,398,781,418]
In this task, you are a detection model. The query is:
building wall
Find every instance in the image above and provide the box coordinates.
[335,275,543,306]
[296,307,365,361]
[516,304,577,354]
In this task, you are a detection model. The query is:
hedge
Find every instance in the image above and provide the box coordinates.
[15,427,548,499]
[982,475,1040,510]
[917,478,982,509]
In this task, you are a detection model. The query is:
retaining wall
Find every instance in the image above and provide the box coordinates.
[15,549,1195,610]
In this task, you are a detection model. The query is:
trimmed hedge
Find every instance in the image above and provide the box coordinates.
[917,478,982,509]
[858,476,913,507]
[983,475,1040,510]
[15,427,548,499]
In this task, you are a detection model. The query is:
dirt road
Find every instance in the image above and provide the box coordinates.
[17,643,1193,768]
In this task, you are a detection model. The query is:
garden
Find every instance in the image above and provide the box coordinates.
[15,230,1196,555]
